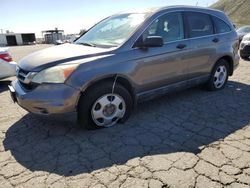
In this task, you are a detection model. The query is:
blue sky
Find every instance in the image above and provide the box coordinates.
[1,0,218,37]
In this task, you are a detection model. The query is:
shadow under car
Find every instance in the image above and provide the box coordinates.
[3,81,250,176]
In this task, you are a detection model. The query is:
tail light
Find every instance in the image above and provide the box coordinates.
[0,53,13,62]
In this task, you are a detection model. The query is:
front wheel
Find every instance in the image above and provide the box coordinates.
[77,81,132,130]
[207,59,229,91]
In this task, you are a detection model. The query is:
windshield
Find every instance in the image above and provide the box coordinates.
[237,26,250,33]
[75,13,147,48]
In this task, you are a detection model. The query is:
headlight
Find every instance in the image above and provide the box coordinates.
[32,64,78,84]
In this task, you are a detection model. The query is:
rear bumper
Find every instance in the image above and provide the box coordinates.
[0,61,17,79]
[9,80,81,115]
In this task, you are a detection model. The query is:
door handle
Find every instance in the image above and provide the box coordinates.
[176,44,186,49]
[212,38,220,43]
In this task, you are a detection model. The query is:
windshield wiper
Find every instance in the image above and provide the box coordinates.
[77,42,96,47]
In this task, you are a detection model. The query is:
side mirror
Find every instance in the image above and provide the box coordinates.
[136,36,163,48]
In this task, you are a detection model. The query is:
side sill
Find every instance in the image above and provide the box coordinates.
[137,75,210,103]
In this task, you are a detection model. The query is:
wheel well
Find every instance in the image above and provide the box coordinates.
[80,76,136,107]
[217,56,234,76]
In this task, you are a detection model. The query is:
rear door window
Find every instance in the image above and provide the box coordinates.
[212,16,231,34]
[185,12,214,38]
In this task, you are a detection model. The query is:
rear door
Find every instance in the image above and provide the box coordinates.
[183,11,216,78]
[212,15,234,52]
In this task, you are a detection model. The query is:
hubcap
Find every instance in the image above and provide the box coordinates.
[213,65,227,89]
[103,104,116,117]
[91,94,126,127]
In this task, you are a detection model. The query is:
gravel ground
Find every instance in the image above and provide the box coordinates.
[0,45,250,188]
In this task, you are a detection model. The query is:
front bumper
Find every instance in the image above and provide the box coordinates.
[240,42,250,57]
[9,80,81,115]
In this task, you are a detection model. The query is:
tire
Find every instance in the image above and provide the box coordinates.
[77,81,132,130]
[207,59,229,91]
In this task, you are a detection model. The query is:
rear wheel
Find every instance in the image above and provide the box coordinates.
[207,59,229,91]
[77,81,132,130]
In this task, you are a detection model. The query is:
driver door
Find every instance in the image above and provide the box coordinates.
[132,12,192,93]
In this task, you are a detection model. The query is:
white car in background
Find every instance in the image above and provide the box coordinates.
[0,48,17,79]
[240,34,250,59]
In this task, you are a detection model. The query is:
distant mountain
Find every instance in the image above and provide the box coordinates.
[211,0,250,26]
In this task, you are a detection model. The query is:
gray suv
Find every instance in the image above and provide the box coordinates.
[9,6,239,129]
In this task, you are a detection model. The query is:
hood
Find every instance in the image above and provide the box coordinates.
[242,33,250,41]
[19,43,114,71]
[243,33,250,37]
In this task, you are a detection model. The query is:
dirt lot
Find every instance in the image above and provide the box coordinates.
[0,45,250,188]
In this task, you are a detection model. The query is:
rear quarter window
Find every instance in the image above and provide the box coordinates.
[212,16,231,34]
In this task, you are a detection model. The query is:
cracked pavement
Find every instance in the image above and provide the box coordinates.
[0,45,250,187]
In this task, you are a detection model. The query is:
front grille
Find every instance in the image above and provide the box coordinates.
[243,45,250,52]
[17,67,37,91]
[17,68,29,82]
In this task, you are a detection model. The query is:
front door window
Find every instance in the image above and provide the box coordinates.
[143,12,184,43]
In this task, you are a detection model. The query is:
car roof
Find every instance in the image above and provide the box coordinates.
[120,5,222,14]
[158,5,219,12]
[115,5,227,21]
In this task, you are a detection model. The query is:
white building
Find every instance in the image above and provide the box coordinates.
[42,28,64,44]
[0,33,36,46]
